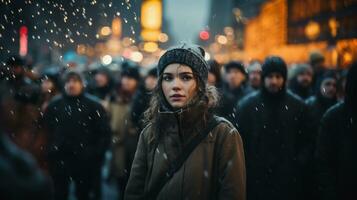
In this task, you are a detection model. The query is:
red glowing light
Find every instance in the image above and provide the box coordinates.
[199,30,210,40]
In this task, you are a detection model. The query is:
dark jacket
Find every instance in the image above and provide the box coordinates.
[237,90,313,200]
[315,102,357,200]
[131,86,153,131]
[0,133,52,200]
[43,93,111,163]
[305,94,337,132]
[125,107,246,200]
[216,85,247,126]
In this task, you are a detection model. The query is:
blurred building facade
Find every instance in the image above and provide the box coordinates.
[204,0,357,68]
[244,0,357,68]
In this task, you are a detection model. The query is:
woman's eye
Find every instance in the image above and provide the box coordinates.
[163,76,173,81]
[181,75,193,81]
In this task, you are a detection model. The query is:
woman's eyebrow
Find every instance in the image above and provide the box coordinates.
[178,72,194,75]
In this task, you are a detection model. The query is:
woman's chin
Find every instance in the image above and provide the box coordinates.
[170,101,185,109]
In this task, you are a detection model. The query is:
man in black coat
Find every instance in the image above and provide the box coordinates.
[306,71,338,132]
[236,56,313,200]
[43,70,111,200]
[315,62,357,200]
[218,61,248,125]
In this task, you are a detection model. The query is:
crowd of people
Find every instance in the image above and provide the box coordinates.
[0,44,356,200]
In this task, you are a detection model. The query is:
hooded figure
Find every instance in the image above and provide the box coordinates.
[125,43,246,200]
[237,56,314,200]
[306,70,338,130]
[315,62,357,200]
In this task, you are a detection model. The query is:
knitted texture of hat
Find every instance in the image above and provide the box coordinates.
[158,44,209,84]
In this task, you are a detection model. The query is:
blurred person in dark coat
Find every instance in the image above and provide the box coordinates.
[218,61,248,125]
[309,51,326,93]
[306,70,338,130]
[315,62,357,200]
[43,70,111,200]
[0,132,53,200]
[88,67,114,110]
[245,61,262,94]
[237,56,314,200]
[108,66,140,199]
[0,55,41,151]
[131,67,158,132]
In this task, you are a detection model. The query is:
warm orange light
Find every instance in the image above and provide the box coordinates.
[141,0,162,30]
[305,21,320,40]
[141,0,162,42]
[112,17,122,37]
[158,33,169,43]
[141,29,161,42]
[217,35,228,45]
[144,42,158,53]
[100,26,111,36]
[76,44,86,55]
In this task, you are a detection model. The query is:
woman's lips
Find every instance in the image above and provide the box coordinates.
[170,94,185,101]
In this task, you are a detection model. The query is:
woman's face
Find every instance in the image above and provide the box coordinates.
[161,63,197,109]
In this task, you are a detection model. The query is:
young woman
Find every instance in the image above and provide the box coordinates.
[124,44,246,200]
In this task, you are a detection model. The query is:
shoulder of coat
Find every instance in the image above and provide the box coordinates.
[322,101,344,121]
[47,94,63,107]
[140,123,156,144]
[239,91,259,107]
[212,116,239,136]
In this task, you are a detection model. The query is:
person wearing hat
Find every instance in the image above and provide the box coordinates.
[288,63,314,100]
[306,70,338,130]
[89,67,115,101]
[217,61,248,125]
[309,51,326,93]
[245,61,262,94]
[315,62,357,200]
[125,44,246,200]
[236,56,313,200]
[43,70,111,200]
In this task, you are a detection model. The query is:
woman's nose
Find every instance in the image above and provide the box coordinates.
[172,78,182,90]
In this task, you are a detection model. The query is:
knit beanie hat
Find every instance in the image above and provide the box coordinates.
[309,51,325,66]
[121,67,140,81]
[158,43,209,86]
[62,70,84,83]
[262,56,288,81]
[224,61,246,76]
